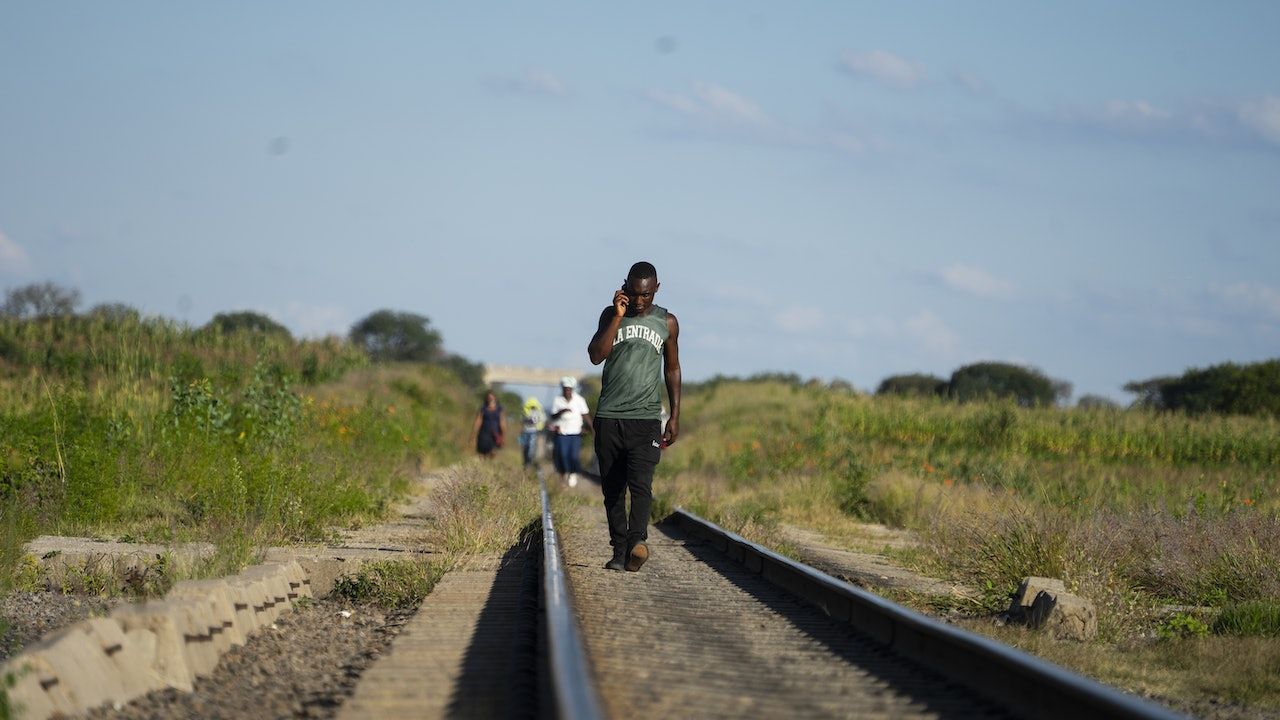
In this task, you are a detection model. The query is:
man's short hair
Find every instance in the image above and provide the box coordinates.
[628,261,657,281]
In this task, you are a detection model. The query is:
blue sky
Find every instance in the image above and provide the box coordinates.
[2,2,1278,400]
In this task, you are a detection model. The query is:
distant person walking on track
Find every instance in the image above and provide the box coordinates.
[587,260,681,572]
[472,390,506,458]
[519,396,546,468]
[549,377,592,487]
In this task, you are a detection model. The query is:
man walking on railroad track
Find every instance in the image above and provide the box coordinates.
[587,260,681,572]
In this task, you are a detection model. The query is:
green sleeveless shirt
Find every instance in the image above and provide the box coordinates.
[596,304,670,419]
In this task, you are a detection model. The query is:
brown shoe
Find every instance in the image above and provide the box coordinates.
[625,542,649,572]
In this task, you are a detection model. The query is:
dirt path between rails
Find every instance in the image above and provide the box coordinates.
[563,474,979,610]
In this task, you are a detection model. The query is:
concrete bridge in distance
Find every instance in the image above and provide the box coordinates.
[483,364,588,387]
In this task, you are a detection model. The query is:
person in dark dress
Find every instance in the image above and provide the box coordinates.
[472,390,506,457]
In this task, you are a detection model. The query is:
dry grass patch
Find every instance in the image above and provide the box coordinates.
[958,622,1280,714]
[427,459,540,559]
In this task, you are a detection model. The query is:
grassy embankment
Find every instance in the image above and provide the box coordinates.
[655,378,1280,709]
[0,313,498,595]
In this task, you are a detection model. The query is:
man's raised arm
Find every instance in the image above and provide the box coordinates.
[588,308,621,365]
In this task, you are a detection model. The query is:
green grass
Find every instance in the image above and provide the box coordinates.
[330,559,445,609]
[1215,601,1280,638]
[0,314,478,588]
[654,378,1280,711]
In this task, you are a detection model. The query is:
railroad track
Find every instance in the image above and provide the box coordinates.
[11,470,1183,719]
[538,475,1183,720]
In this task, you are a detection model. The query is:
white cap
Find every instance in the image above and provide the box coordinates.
[560,376,577,389]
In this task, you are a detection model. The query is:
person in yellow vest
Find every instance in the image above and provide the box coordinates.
[519,396,546,468]
[586,261,681,572]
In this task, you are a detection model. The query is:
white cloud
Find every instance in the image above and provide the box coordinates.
[773,305,826,333]
[647,82,867,154]
[1102,99,1173,122]
[952,71,985,94]
[839,50,927,89]
[483,69,569,98]
[1046,95,1280,150]
[1237,96,1280,146]
[904,310,958,356]
[647,82,773,127]
[1214,281,1280,321]
[0,230,31,274]
[939,263,1015,299]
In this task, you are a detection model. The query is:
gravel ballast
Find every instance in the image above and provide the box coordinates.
[84,598,416,720]
[1,591,122,662]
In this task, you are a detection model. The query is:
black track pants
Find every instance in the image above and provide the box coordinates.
[593,418,662,550]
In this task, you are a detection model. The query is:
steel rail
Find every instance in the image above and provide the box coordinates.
[541,478,605,720]
[671,508,1185,720]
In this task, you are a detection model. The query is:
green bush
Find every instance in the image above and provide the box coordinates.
[1158,612,1211,640]
[1214,601,1280,637]
[331,559,442,609]
[830,450,871,517]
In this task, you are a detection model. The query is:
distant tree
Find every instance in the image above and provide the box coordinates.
[492,388,523,417]
[578,374,603,409]
[747,371,803,386]
[349,310,443,362]
[437,353,485,389]
[876,373,947,397]
[1076,394,1120,410]
[828,378,857,393]
[86,302,142,324]
[1124,360,1280,418]
[204,311,292,338]
[1,281,81,318]
[947,362,1066,407]
[1122,376,1173,410]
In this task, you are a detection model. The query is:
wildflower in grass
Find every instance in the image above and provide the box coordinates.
[1245,498,1255,506]
[923,462,935,474]
[751,440,762,450]
[403,435,410,443]
[943,477,954,488]
[339,426,348,435]
[387,405,396,415]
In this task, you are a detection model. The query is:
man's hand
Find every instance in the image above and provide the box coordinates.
[613,289,629,317]
[662,417,679,447]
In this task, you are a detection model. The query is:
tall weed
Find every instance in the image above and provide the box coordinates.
[0,316,475,586]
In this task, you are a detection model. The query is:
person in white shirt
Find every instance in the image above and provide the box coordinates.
[549,377,593,487]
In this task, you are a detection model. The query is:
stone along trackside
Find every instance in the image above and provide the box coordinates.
[558,501,1015,719]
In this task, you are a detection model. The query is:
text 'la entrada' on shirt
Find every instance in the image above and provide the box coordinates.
[612,322,665,352]
[596,304,670,420]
